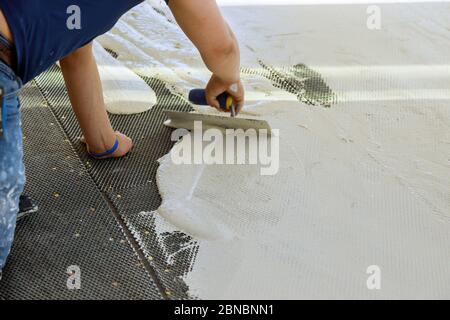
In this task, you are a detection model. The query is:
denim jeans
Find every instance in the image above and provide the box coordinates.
[0,58,24,271]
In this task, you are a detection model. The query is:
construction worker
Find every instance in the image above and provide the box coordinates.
[0,0,244,281]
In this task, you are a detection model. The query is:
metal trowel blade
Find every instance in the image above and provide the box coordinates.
[163,111,272,134]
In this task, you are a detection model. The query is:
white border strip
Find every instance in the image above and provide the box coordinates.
[217,0,450,6]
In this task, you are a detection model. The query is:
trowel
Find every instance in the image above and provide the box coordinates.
[164,89,272,133]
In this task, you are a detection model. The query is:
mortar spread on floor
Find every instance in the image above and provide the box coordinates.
[99,0,450,299]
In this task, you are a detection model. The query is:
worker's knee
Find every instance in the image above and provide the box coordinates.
[0,139,26,221]
[0,101,25,222]
[0,141,24,271]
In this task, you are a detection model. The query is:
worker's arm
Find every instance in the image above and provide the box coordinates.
[59,42,132,158]
[168,0,245,113]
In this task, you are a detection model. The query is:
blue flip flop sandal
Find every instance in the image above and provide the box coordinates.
[87,136,120,159]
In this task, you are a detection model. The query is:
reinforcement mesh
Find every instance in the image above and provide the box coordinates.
[0,83,162,300]
[33,65,195,299]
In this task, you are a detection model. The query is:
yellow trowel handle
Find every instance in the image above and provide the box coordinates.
[189,89,234,112]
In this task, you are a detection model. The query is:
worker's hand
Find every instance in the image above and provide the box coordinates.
[80,131,133,159]
[205,74,245,114]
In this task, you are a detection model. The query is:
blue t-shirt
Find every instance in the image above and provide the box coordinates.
[0,0,146,83]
